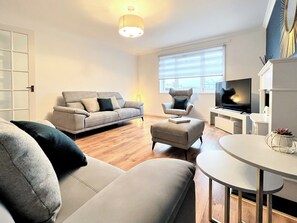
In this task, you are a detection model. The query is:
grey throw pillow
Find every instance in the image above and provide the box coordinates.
[0,119,62,222]
[110,96,121,109]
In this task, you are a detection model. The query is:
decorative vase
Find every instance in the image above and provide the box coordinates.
[265,132,297,154]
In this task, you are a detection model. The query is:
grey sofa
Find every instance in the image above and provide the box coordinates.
[53,91,144,135]
[0,119,196,223]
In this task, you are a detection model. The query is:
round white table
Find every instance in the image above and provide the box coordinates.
[196,151,283,223]
[219,134,297,223]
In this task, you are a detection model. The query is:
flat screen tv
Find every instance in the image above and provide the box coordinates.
[215,78,251,113]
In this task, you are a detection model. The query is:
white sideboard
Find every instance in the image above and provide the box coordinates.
[258,58,297,203]
[258,58,297,136]
[209,108,252,134]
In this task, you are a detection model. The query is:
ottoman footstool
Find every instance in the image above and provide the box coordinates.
[151,118,205,160]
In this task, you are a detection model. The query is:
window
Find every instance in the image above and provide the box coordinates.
[158,46,225,93]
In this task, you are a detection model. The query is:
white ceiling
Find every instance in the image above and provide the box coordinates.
[1,0,270,55]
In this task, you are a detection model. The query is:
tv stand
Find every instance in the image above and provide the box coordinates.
[209,108,252,134]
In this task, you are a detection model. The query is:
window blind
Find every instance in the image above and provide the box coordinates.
[158,46,225,80]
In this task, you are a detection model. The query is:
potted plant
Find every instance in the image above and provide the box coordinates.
[265,128,297,153]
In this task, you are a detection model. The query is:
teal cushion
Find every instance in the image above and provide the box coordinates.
[98,98,113,111]
[11,121,87,174]
[173,98,188,110]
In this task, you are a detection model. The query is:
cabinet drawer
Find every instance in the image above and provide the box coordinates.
[215,116,242,134]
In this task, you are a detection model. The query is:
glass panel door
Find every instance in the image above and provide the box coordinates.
[0,27,33,121]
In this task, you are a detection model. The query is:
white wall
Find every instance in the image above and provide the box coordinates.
[138,28,266,121]
[0,12,137,121]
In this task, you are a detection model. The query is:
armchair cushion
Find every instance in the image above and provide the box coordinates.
[11,121,88,174]
[173,98,188,110]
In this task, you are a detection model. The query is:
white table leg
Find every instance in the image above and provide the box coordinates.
[208,178,220,223]
[209,178,213,222]
[238,191,242,223]
[224,186,230,223]
[256,169,264,223]
[267,194,273,223]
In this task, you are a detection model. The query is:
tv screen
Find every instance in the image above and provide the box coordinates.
[215,78,251,113]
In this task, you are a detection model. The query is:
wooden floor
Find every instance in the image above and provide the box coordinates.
[75,116,297,223]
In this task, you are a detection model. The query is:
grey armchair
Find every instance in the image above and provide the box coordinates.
[162,88,194,116]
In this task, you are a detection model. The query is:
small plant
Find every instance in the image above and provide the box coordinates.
[274,128,292,136]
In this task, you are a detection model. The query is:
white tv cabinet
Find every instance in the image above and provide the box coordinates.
[209,108,251,134]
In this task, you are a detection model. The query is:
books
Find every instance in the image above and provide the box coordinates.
[168,117,191,124]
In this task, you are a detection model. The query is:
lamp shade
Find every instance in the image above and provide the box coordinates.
[119,14,144,38]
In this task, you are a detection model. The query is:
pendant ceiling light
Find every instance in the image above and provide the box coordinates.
[119,6,144,38]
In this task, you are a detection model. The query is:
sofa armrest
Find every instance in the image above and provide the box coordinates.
[162,102,173,112]
[63,158,196,223]
[52,106,89,134]
[186,103,194,113]
[124,101,144,109]
[53,106,90,117]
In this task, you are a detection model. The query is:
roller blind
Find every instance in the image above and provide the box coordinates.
[159,46,225,80]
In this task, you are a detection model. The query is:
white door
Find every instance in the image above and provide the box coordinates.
[0,25,35,121]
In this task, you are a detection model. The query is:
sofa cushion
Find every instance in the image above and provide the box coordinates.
[56,156,124,223]
[11,121,87,174]
[98,92,125,108]
[81,98,100,112]
[63,91,98,103]
[0,118,61,222]
[98,98,113,111]
[62,158,195,223]
[84,111,119,128]
[66,102,85,110]
[115,108,141,120]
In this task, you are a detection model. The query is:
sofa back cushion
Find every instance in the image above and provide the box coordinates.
[97,92,125,108]
[0,119,62,222]
[62,91,98,104]
[66,102,85,110]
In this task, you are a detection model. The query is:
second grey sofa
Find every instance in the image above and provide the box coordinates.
[53,91,144,135]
